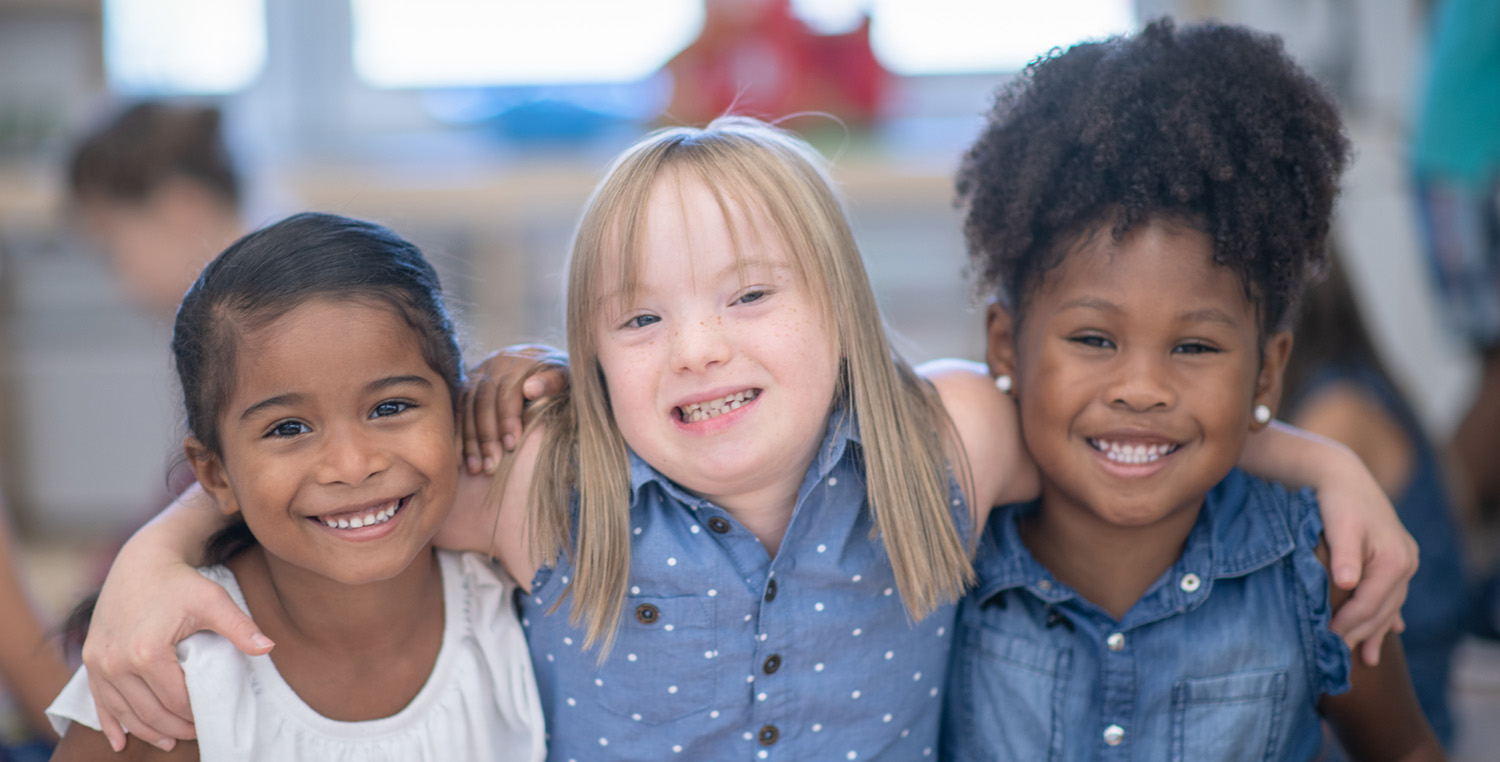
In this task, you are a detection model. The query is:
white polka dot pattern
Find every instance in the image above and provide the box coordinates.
[520,416,968,760]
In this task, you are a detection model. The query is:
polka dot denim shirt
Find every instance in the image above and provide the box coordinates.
[521,408,967,761]
[941,469,1352,762]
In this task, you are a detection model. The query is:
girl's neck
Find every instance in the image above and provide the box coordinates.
[1018,496,1203,621]
[709,482,800,558]
[227,545,445,721]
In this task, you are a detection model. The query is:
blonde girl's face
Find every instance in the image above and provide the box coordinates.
[995,220,1288,531]
[593,174,840,512]
[193,298,459,586]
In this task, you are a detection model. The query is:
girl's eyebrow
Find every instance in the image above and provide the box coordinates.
[1058,297,1240,326]
[238,375,434,421]
[366,374,434,394]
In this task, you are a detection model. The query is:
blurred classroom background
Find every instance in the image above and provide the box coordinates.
[0,0,1496,759]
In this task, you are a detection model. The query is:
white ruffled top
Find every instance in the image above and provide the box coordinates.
[49,550,546,761]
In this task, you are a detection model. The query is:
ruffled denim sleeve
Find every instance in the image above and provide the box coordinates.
[1290,488,1353,697]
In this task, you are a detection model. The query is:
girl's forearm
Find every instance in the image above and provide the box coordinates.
[1239,420,1363,488]
[0,516,69,740]
[125,483,232,568]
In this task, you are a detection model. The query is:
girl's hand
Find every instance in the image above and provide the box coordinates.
[1318,454,1419,666]
[81,486,272,752]
[461,344,569,474]
[1241,422,1419,666]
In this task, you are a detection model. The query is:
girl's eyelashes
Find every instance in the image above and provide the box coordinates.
[1172,341,1221,355]
[1068,333,1115,350]
[733,287,772,305]
[265,419,311,439]
[622,313,660,330]
[371,399,415,418]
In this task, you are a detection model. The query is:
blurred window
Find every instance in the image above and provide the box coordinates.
[104,0,266,95]
[353,0,1133,89]
[867,0,1137,75]
[351,0,705,88]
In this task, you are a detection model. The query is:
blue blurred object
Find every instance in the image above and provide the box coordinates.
[421,77,669,144]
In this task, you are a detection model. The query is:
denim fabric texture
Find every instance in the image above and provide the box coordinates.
[941,469,1350,762]
[521,408,968,761]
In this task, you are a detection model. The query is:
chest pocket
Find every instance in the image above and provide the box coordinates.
[595,594,718,725]
[946,622,1072,762]
[1170,669,1288,762]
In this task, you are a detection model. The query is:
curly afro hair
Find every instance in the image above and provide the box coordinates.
[958,18,1350,334]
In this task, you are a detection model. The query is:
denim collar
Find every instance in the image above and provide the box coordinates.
[625,399,860,509]
[974,468,1298,618]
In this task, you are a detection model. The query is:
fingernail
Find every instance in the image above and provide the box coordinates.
[251,633,275,651]
[110,737,124,753]
[483,456,497,474]
[467,456,481,473]
[157,739,176,752]
[502,434,516,451]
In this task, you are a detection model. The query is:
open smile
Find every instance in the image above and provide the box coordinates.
[313,496,407,529]
[1088,437,1181,465]
[676,389,761,423]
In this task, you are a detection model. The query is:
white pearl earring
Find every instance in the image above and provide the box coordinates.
[1254,404,1272,424]
[994,374,1013,394]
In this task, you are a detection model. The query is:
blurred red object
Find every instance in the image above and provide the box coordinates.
[663,0,890,126]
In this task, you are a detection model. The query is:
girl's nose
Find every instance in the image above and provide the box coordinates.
[670,315,732,373]
[315,424,391,484]
[1107,351,1176,412]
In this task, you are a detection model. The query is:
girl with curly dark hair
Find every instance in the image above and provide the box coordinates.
[942,19,1443,761]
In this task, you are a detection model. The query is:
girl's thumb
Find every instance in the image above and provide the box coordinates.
[200,596,274,656]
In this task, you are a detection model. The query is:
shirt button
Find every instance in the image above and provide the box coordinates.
[1179,573,1202,593]
[1103,724,1125,746]
[708,516,730,533]
[763,654,781,674]
[758,724,779,746]
[1037,579,1052,591]
[635,603,659,624]
[765,579,778,602]
[1107,633,1125,652]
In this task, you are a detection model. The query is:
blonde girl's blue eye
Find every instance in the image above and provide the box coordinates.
[267,420,310,438]
[625,314,660,329]
[372,399,413,418]
[735,288,769,305]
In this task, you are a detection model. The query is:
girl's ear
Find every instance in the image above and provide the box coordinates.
[184,437,240,517]
[985,302,1019,382]
[1251,331,1295,430]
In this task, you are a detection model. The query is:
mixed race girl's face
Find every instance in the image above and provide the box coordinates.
[592,173,840,509]
[989,218,1289,530]
[192,297,459,586]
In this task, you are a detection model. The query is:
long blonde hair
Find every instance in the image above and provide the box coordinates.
[525,117,974,654]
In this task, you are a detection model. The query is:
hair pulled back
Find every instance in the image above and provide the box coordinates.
[959,18,1350,333]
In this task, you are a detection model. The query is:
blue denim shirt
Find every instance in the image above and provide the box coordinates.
[942,469,1350,762]
[522,409,968,761]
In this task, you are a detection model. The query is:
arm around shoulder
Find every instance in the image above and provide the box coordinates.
[437,422,545,591]
[918,359,1038,526]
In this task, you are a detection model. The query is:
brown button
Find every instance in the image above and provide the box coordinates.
[635,603,659,624]
[762,654,781,674]
[708,516,730,533]
[764,579,778,602]
[758,724,779,745]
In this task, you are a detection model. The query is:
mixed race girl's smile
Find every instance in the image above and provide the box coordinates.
[312,494,409,532]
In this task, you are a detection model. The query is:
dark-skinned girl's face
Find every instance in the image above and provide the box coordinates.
[987,218,1291,530]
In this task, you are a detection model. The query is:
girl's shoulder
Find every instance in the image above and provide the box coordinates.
[917,359,1037,515]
